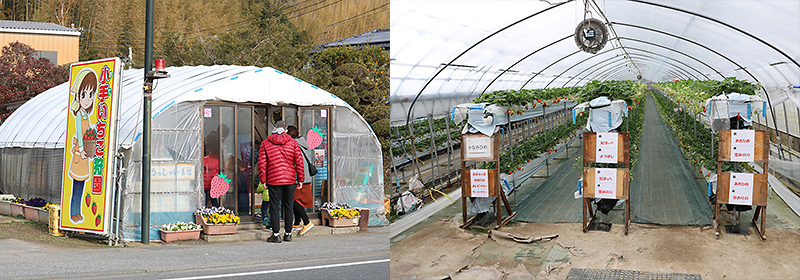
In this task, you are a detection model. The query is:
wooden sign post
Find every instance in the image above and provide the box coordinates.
[581,132,631,235]
[460,133,516,229]
[713,129,769,240]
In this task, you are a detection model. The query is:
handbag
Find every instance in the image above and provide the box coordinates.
[301,149,318,176]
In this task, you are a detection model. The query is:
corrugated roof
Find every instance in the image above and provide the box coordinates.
[317,28,389,50]
[0,20,80,36]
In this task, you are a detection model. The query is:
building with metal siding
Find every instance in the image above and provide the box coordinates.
[0,20,80,66]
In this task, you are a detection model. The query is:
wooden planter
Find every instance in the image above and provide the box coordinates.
[0,200,11,216]
[321,209,359,228]
[159,229,202,242]
[10,203,24,218]
[195,214,238,235]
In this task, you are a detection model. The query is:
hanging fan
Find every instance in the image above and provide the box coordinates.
[574,18,608,54]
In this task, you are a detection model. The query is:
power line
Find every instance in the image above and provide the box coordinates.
[323,2,388,28]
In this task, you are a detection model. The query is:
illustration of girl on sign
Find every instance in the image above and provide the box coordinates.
[67,68,97,224]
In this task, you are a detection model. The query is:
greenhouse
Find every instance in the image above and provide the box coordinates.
[0,65,386,241]
[390,1,800,278]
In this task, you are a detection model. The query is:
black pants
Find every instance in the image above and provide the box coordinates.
[204,190,220,207]
[293,201,309,225]
[268,184,294,234]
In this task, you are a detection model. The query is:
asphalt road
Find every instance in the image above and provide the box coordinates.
[0,230,388,280]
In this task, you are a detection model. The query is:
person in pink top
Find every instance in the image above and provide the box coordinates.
[258,120,304,243]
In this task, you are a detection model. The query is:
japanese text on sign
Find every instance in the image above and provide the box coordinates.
[594,168,617,198]
[730,129,755,162]
[728,172,754,205]
[596,133,618,163]
[464,136,492,160]
[470,169,489,197]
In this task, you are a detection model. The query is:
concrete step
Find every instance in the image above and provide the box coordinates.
[201,223,360,242]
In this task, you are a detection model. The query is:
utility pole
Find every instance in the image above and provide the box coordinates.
[141,0,154,244]
[141,0,169,244]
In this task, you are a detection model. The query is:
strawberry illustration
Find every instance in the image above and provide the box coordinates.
[306,126,325,149]
[85,193,91,207]
[95,214,102,227]
[210,173,231,198]
[91,201,97,215]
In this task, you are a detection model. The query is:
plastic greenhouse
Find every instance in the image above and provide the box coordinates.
[0,65,386,241]
[388,0,800,233]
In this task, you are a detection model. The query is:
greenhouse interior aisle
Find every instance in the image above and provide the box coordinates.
[630,93,712,225]
[512,92,712,225]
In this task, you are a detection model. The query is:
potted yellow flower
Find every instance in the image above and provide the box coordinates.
[194,206,240,235]
[320,202,360,228]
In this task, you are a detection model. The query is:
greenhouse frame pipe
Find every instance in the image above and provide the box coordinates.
[622,53,698,80]
[629,0,800,71]
[404,0,573,131]
[571,56,638,86]
[555,44,708,88]
[481,35,572,96]
[771,69,800,157]
[519,50,581,91]
[563,38,721,87]
[605,65,685,82]
[617,37,724,78]
[610,21,787,158]
[597,60,687,81]
[623,47,709,80]
[572,57,682,87]
[546,49,698,88]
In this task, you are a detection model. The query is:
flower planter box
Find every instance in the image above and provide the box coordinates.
[321,209,359,228]
[38,208,50,223]
[22,205,39,222]
[195,214,238,235]
[0,200,11,216]
[159,229,202,242]
[10,203,24,218]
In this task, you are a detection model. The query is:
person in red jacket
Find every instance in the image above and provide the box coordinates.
[259,120,304,243]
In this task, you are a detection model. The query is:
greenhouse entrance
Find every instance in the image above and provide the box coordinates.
[513,92,711,226]
[203,103,331,222]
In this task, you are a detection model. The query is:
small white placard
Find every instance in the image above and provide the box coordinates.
[728,172,754,205]
[594,168,617,199]
[204,108,212,118]
[596,133,618,163]
[730,130,755,162]
[321,109,327,118]
[470,169,489,197]
[464,136,492,160]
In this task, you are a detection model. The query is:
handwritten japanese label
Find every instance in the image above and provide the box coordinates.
[594,168,617,198]
[464,136,493,160]
[728,172,754,205]
[596,133,618,163]
[730,130,755,162]
[470,169,489,197]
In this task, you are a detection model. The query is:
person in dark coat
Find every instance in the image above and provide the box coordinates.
[258,120,304,243]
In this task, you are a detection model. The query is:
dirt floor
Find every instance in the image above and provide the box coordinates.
[0,214,110,248]
[390,218,800,280]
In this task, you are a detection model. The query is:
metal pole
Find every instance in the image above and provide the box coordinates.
[141,0,154,244]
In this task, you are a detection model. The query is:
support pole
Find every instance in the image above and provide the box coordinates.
[141,0,154,244]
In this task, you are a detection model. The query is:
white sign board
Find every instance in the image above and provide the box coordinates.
[730,129,755,162]
[596,133,618,163]
[464,136,493,160]
[594,168,617,199]
[728,172,754,205]
[470,169,489,197]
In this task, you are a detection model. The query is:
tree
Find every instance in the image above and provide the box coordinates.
[0,41,69,121]
[309,45,390,175]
